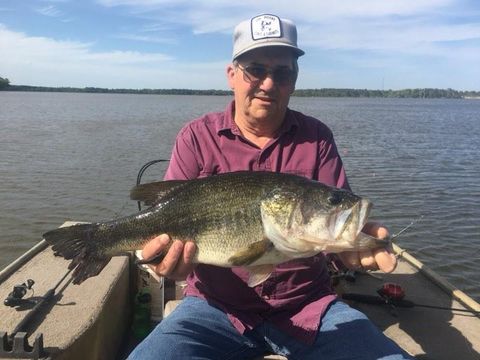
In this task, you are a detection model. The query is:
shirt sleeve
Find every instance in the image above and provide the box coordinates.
[318,132,351,191]
[164,125,201,181]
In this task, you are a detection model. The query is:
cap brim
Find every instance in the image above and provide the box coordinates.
[234,43,305,60]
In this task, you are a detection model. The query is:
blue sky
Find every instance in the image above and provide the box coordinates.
[1,0,479,90]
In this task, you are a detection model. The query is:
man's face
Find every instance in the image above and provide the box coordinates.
[227,47,297,124]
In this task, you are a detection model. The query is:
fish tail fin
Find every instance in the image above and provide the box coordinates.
[43,223,111,285]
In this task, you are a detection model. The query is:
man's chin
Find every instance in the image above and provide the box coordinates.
[251,109,277,121]
[250,102,278,116]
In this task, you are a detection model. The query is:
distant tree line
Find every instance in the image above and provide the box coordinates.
[292,88,480,99]
[0,77,10,89]
[1,77,479,98]
[1,85,233,96]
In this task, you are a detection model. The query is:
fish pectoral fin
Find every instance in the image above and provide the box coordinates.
[246,264,275,287]
[130,180,188,206]
[228,239,273,266]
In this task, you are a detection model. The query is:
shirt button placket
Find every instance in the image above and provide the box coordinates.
[257,149,271,171]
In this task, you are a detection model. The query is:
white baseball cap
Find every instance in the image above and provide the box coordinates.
[232,14,305,60]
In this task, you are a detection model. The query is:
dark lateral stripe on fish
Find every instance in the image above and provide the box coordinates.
[42,171,376,285]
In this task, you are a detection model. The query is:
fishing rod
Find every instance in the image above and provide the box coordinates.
[390,215,424,242]
[342,283,480,316]
[1,268,73,358]
[8,268,73,338]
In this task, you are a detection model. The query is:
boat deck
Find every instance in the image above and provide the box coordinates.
[340,245,480,359]
[0,232,479,359]
[0,239,131,360]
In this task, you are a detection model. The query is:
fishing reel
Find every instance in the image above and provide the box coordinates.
[377,283,406,302]
[326,254,357,286]
[3,279,35,307]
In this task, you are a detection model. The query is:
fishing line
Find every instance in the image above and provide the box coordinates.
[136,159,169,211]
[390,215,424,241]
[111,159,170,217]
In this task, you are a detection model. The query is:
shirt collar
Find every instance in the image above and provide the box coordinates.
[218,100,298,137]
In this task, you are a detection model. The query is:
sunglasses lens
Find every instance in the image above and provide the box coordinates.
[242,65,294,85]
[245,66,268,81]
[273,68,295,85]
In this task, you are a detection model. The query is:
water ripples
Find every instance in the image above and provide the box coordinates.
[1,93,479,302]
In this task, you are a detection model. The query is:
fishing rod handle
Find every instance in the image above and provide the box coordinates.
[342,293,387,305]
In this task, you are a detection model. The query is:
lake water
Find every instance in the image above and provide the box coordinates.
[1,92,479,302]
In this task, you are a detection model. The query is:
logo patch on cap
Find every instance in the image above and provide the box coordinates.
[251,14,281,40]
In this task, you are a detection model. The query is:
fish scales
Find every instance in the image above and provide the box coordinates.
[43,171,385,285]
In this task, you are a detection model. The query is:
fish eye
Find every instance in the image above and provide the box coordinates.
[327,192,343,205]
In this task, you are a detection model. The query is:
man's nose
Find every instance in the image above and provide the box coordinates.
[258,73,276,89]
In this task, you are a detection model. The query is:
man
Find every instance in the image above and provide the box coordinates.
[128,14,413,360]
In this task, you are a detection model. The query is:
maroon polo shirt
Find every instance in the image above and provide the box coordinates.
[164,100,350,344]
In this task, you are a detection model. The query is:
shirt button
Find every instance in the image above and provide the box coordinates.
[263,295,270,300]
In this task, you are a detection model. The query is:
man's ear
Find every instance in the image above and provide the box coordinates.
[226,64,235,90]
[290,70,298,94]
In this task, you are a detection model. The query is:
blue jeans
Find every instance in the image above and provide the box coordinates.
[128,296,413,360]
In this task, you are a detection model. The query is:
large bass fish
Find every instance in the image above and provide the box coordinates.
[43,171,387,285]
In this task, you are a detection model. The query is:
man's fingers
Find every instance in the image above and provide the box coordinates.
[361,222,396,271]
[359,250,377,270]
[142,234,171,260]
[373,248,397,273]
[183,241,197,264]
[140,234,197,280]
[362,222,390,239]
[168,242,197,280]
[153,240,184,277]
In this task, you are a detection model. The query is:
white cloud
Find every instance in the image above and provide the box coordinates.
[301,19,480,55]
[113,33,176,44]
[95,0,457,29]
[96,0,183,8]
[94,0,478,59]
[0,24,182,88]
[1,0,478,90]
[35,5,63,17]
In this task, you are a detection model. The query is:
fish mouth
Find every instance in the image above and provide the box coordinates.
[334,199,372,241]
[358,198,372,232]
[333,199,391,249]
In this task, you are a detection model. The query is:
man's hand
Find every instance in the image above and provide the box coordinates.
[142,234,197,281]
[338,222,397,273]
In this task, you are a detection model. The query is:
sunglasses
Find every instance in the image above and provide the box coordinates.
[236,63,297,86]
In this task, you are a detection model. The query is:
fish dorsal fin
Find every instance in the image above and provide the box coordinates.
[245,264,275,287]
[130,180,188,206]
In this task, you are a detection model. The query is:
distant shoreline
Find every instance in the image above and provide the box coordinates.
[1,84,479,99]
